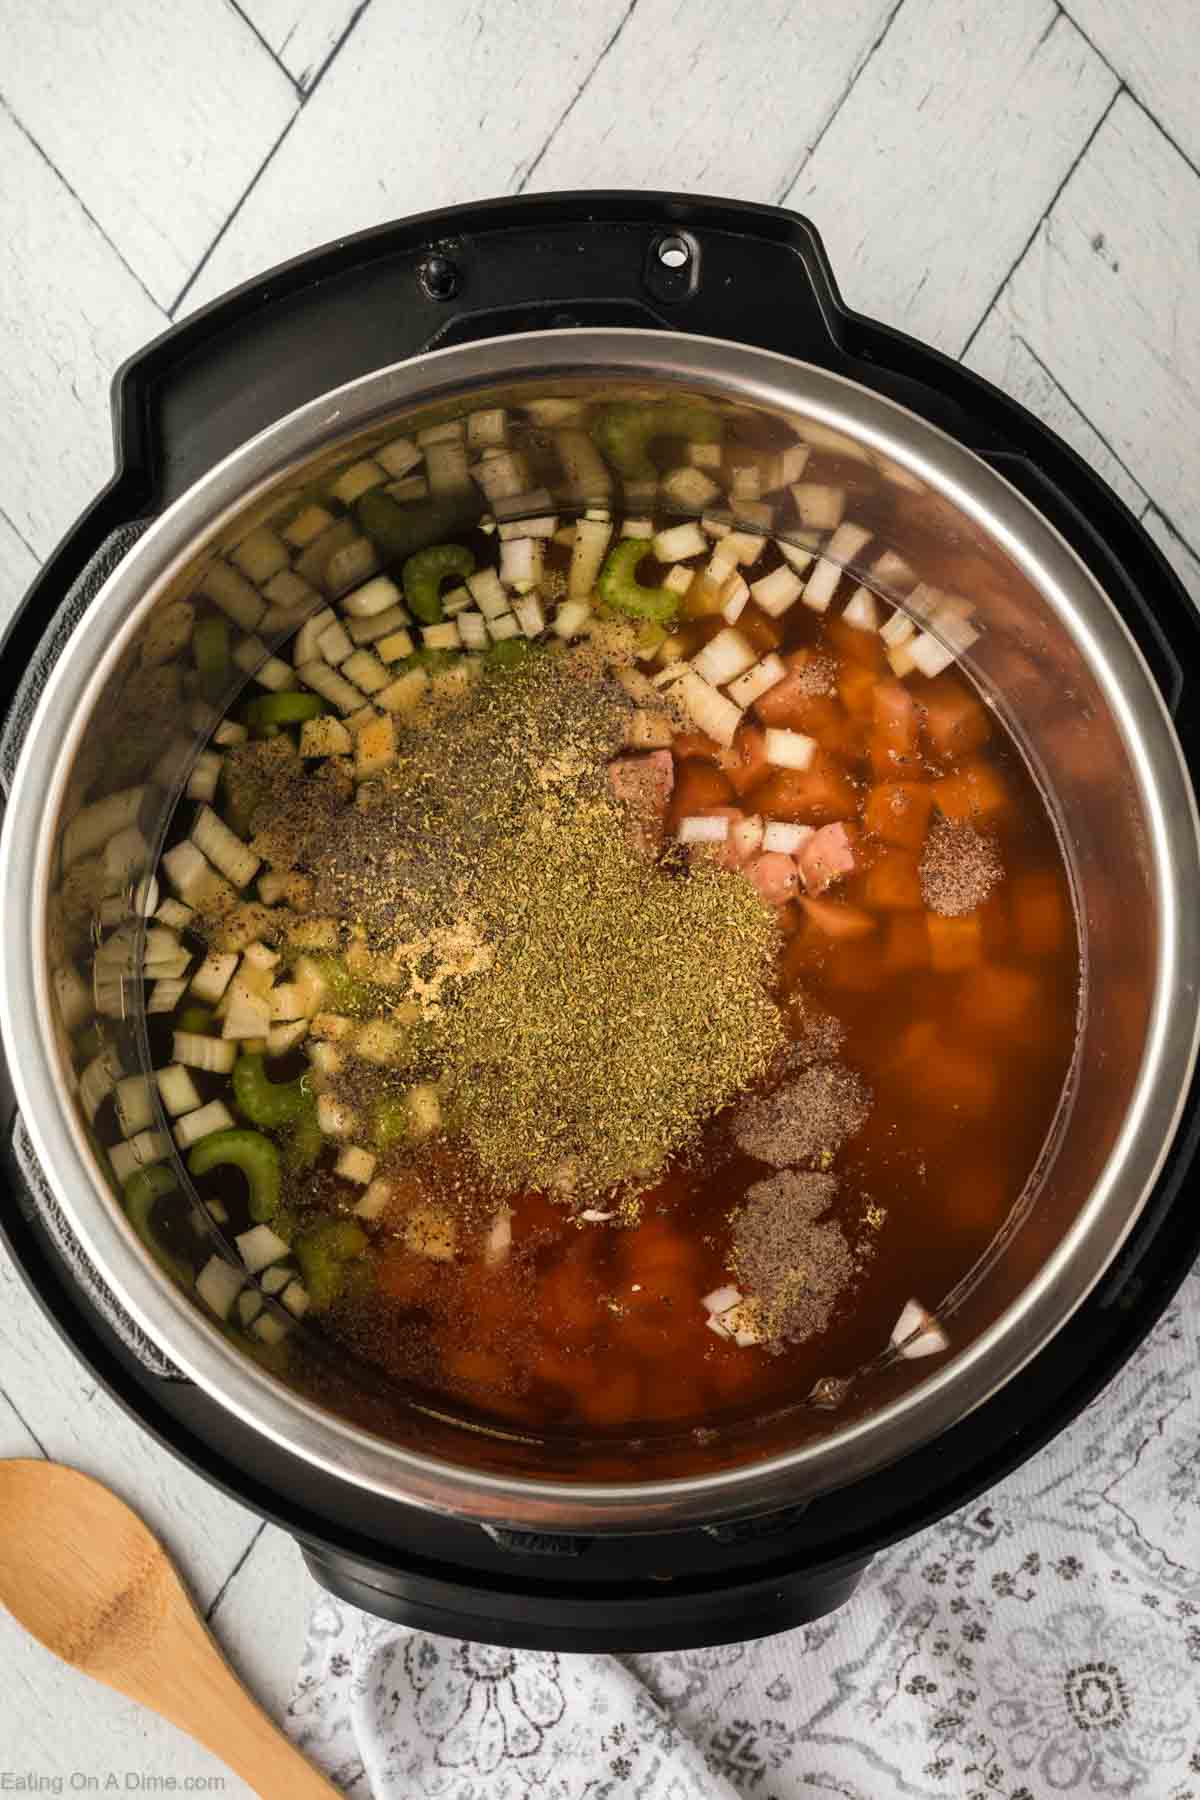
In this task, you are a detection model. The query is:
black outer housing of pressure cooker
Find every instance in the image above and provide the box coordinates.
[2,194,1199,1652]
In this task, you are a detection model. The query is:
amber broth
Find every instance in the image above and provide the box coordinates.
[142,415,1080,1450]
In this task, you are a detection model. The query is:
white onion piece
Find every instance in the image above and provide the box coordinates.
[750,565,804,618]
[842,586,880,632]
[236,1225,291,1274]
[458,611,489,650]
[677,815,730,846]
[803,522,873,614]
[196,1256,244,1321]
[720,574,749,624]
[762,820,815,855]
[174,1100,236,1149]
[652,521,707,561]
[764,727,817,771]
[891,1299,950,1359]
[702,1284,742,1315]
[483,1208,513,1263]
[727,653,785,708]
[909,633,957,678]
[790,482,845,531]
[880,609,916,647]
[690,627,757,688]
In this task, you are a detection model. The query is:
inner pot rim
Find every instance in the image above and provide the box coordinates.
[3,326,1197,1531]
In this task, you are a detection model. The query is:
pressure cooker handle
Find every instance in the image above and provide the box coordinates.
[65,194,853,525]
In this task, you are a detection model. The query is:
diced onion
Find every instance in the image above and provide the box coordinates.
[108,1130,170,1186]
[690,627,757,688]
[354,1179,393,1221]
[196,1256,244,1321]
[842,586,879,632]
[891,1298,950,1359]
[567,516,612,599]
[553,599,593,640]
[750,565,804,618]
[115,1074,155,1137]
[803,522,873,613]
[156,1063,202,1118]
[909,633,957,678]
[764,727,817,771]
[880,609,916,647]
[661,466,721,510]
[702,1284,742,1314]
[720,573,749,624]
[335,1145,378,1185]
[678,815,730,845]
[790,482,845,531]
[652,521,707,562]
[317,619,355,664]
[762,820,815,855]
[293,606,337,664]
[191,807,260,890]
[280,1283,310,1320]
[664,668,743,748]
[727,654,786,708]
[174,1100,236,1149]
[189,952,238,1005]
[235,1224,291,1274]
[172,1031,237,1074]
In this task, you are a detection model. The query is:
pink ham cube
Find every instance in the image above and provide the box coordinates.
[609,750,675,854]
[798,821,856,894]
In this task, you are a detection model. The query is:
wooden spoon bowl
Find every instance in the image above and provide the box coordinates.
[0,1460,337,1797]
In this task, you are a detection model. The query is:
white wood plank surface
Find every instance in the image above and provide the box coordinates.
[994,94,1200,558]
[1066,0,1200,167]
[0,1253,261,1612]
[238,0,363,90]
[784,2,1116,356]
[0,1609,257,1798]
[0,0,297,309]
[529,0,896,201]
[0,512,39,638]
[0,102,165,560]
[211,1526,311,1723]
[965,311,1148,516]
[1143,504,1200,613]
[185,0,635,313]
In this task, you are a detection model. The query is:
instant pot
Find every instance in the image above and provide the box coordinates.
[2,193,1198,1652]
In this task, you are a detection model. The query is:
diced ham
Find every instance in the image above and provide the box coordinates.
[746,852,799,905]
[609,751,674,855]
[798,821,856,894]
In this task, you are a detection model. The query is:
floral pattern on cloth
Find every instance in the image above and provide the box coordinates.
[287,1268,1200,1800]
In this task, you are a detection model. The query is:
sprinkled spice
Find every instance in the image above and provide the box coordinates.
[920,815,1002,916]
[730,1169,856,1344]
[293,647,784,1204]
[790,653,837,697]
[732,1062,871,1169]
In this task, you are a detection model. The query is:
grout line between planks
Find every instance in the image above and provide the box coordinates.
[515,0,642,194]
[958,81,1123,361]
[0,1383,50,1459]
[169,0,376,318]
[224,0,304,96]
[772,0,912,206]
[0,502,42,565]
[1011,335,1148,498]
[1056,2,1200,184]
[205,1520,267,1623]
[1014,336,1200,569]
[0,90,167,319]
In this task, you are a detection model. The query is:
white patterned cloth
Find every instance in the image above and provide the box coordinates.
[288,1267,1200,1799]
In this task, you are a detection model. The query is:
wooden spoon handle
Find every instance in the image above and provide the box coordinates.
[123,1582,341,1799]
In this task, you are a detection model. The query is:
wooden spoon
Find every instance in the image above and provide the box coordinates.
[0,1460,338,1798]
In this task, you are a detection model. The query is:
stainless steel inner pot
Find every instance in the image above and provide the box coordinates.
[3,329,1197,1531]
